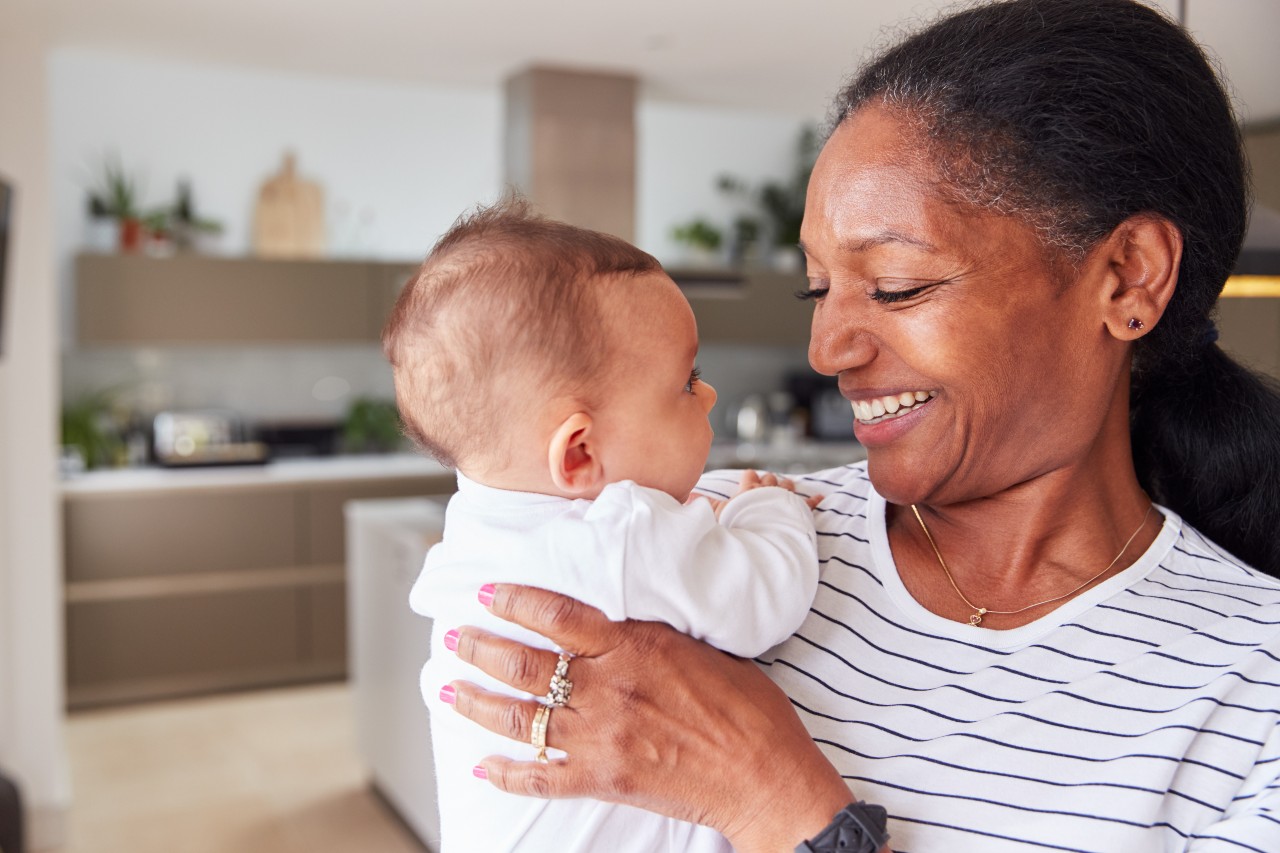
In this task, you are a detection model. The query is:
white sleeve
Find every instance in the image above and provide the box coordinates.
[582,482,818,658]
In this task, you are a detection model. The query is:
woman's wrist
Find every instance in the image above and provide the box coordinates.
[723,752,853,852]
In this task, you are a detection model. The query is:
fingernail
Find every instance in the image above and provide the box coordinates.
[472,765,488,780]
[478,584,496,607]
[443,629,460,652]
[439,685,456,705]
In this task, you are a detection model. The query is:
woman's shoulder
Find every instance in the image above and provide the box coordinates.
[697,460,872,504]
[1161,515,1280,600]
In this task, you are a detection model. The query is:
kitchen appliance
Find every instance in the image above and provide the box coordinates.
[152,410,268,467]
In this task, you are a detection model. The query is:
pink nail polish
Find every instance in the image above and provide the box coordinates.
[439,685,456,705]
[443,629,460,652]
[472,765,488,780]
[478,584,497,607]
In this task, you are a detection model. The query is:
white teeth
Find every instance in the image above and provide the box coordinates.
[850,391,936,424]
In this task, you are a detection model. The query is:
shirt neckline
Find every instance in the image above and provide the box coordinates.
[866,487,1182,647]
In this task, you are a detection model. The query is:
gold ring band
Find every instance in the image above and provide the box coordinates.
[531,704,552,763]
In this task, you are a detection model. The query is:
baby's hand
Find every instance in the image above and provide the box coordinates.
[686,493,729,519]
[737,470,824,509]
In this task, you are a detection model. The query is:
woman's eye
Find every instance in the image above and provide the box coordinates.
[870,279,943,304]
[684,366,702,394]
[795,281,829,301]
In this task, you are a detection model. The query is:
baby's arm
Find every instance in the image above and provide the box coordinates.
[596,473,820,658]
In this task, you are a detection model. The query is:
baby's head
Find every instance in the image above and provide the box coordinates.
[383,199,717,501]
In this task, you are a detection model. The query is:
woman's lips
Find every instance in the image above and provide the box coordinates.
[850,392,936,446]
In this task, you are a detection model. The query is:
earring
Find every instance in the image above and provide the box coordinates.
[1127,318,1145,331]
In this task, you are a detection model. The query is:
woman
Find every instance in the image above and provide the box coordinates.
[441,0,1280,850]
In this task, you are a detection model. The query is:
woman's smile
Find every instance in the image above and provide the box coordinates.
[850,390,936,423]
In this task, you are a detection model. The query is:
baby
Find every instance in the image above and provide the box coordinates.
[383,198,820,852]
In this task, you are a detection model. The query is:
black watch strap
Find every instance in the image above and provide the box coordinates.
[796,800,890,853]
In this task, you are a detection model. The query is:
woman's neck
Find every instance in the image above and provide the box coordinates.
[886,423,1159,629]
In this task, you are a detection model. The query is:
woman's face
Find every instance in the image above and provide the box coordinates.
[802,105,1125,506]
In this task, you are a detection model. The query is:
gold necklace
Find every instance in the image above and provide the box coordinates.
[909,503,1154,627]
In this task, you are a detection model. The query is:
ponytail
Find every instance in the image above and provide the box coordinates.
[1131,343,1280,576]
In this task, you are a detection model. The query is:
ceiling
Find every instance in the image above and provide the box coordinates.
[17,0,1280,124]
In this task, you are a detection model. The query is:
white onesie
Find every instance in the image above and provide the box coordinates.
[411,472,820,852]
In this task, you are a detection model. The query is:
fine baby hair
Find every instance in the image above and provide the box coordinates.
[383,197,662,471]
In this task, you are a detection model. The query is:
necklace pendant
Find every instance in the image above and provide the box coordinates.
[969,608,988,627]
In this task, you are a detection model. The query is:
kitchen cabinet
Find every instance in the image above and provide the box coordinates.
[74,253,810,346]
[62,459,454,708]
[678,269,812,346]
[75,253,418,344]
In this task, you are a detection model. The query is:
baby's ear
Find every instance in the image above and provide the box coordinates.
[548,412,603,496]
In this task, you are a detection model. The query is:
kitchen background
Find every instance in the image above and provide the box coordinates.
[3,0,1280,851]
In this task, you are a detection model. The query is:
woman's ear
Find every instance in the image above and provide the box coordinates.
[548,412,604,496]
[1096,214,1182,341]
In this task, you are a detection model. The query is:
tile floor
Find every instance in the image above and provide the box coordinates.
[50,683,426,853]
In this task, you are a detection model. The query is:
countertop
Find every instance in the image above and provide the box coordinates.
[60,453,453,497]
[60,441,866,497]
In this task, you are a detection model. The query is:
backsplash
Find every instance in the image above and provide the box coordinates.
[62,342,815,434]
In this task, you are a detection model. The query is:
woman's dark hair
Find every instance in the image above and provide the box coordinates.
[833,0,1280,575]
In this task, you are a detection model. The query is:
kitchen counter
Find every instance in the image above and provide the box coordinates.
[60,442,863,497]
[60,453,452,496]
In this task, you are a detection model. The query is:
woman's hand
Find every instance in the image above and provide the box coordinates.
[446,584,854,852]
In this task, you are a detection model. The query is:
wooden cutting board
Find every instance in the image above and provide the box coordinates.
[253,152,325,258]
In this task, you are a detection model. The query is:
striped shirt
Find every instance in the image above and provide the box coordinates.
[699,463,1280,853]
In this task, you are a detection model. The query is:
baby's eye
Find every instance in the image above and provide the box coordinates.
[684,366,702,394]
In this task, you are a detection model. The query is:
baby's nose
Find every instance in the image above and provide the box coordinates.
[701,381,718,411]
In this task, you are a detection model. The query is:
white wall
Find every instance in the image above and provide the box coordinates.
[637,101,810,262]
[53,50,814,422]
[0,13,72,851]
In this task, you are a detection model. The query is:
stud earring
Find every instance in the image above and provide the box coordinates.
[1127,318,1145,331]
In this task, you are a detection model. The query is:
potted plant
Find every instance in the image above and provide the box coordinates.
[342,398,404,454]
[87,156,144,252]
[717,124,819,270]
[671,217,725,267]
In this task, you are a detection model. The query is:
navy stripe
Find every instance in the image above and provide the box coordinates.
[816,529,871,544]
[816,559,883,588]
[884,814,1103,853]
[781,660,1253,778]
[1185,835,1272,853]
[1094,602,1195,631]
[813,504,867,520]
[810,733,1183,799]
[1061,621,1161,648]
[842,773,1168,831]
[1144,576,1265,608]
[1126,586,1231,618]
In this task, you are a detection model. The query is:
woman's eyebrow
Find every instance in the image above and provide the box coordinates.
[797,231,938,257]
[839,231,937,254]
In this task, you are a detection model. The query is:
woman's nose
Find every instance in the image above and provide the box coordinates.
[808,298,877,376]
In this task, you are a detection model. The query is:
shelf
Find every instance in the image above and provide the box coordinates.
[74,253,811,347]
[75,252,417,345]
